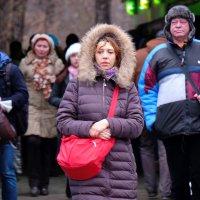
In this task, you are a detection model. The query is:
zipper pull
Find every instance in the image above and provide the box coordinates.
[103,79,107,87]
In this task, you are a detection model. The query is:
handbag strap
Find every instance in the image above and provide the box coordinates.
[167,44,200,95]
[107,86,119,118]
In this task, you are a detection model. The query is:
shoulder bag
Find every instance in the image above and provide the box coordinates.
[57,86,119,180]
[0,107,16,141]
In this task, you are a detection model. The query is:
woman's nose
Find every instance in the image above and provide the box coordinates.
[102,52,108,58]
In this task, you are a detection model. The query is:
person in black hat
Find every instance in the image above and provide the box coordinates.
[139,5,200,200]
[63,33,79,55]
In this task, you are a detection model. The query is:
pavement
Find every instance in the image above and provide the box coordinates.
[16,174,165,200]
[18,175,67,200]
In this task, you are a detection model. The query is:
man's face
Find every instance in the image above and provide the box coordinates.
[170,17,190,41]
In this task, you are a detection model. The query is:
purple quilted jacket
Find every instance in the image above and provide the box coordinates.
[57,24,144,200]
[57,78,144,200]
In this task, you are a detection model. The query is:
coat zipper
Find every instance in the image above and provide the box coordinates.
[102,79,106,117]
[103,79,111,189]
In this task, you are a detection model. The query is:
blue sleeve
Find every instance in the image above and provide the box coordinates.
[138,50,159,132]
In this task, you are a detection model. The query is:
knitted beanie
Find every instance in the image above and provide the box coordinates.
[65,43,81,61]
[31,33,54,49]
[48,34,59,46]
[163,5,195,41]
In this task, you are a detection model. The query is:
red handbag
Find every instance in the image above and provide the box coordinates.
[57,86,119,180]
[0,107,16,141]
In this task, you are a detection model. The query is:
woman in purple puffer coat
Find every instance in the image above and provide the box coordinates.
[57,24,144,200]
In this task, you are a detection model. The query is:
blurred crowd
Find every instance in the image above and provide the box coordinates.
[1,4,200,200]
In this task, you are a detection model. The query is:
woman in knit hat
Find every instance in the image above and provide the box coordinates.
[49,42,81,107]
[19,33,64,197]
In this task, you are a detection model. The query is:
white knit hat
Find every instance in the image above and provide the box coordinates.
[65,43,81,61]
[31,33,54,49]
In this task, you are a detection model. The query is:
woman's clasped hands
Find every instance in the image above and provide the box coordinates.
[89,119,111,140]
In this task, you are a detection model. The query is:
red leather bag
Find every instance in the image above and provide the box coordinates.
[57,86,119,180]
[0,108,16,141]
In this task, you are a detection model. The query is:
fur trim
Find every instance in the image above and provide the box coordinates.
[163,5,195,41]
[31,34,54,50]
[78,24,136,89]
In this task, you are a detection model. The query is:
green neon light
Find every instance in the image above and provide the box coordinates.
[153,0,161,5]
[139,0,149,10]
[125,0,136,15]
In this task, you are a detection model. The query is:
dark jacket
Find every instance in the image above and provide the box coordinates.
[57,24,144,200]
[138,39,200,139]
[49,74,69,108]
[0,52,29,133]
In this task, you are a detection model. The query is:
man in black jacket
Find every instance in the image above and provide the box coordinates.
[0,51,28,200]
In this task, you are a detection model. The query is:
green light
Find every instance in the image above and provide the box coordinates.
[139,0,149,10]
[153,0,161,5]
[125,0,136,15]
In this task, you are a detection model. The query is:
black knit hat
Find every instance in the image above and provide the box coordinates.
[163,5,195,41]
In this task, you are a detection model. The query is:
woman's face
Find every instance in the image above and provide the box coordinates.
[95,41,116,70]
[70,53,79,68]
[34,39,50,58]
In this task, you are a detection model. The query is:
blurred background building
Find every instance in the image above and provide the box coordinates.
[0,0,199,53]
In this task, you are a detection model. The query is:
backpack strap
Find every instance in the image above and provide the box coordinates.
[5,63,12,96]
[167,44,200,95]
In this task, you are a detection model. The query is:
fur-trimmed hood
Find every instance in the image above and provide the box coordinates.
[78,24,136,89]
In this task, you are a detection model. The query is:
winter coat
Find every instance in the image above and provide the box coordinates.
[19,51,64,138]
[49,68,70,108]
[0,52,28,140]
[57,24,144,200]
[138,39,200,139]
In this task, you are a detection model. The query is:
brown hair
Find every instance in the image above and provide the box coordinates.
[95,33,121,67]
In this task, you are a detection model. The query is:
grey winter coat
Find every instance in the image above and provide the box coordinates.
[57,24,144,200]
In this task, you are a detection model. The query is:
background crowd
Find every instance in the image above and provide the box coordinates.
[0,4,200,200]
